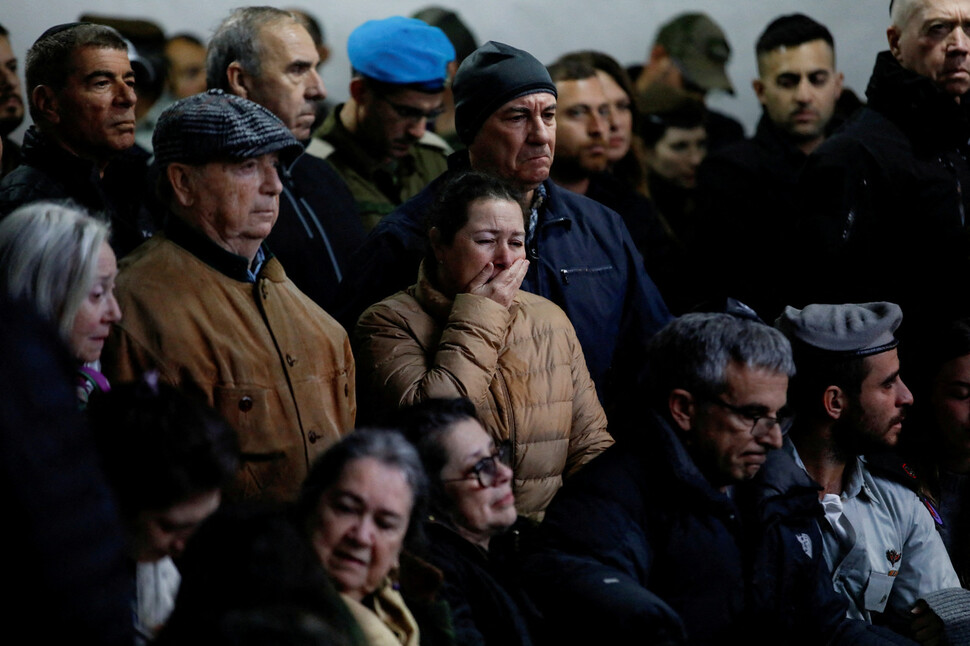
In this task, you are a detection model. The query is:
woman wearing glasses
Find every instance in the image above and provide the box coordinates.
[355,171,613,519]
[399,398,536,646]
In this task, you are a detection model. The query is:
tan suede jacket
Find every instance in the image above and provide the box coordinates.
[102,229,355,502]
[354,269,612,518]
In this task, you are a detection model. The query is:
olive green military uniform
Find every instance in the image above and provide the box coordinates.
[309,105,450,231]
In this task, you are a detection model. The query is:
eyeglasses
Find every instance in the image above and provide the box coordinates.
[377,94,444,124]
[442,441,512,488]
[706,396,789,438]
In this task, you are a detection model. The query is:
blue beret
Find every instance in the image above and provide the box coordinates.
[347,16,455,91]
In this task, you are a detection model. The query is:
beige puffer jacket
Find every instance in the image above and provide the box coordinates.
[354,267,612,518]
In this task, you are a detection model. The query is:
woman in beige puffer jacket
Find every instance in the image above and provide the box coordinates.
[354,172,612,519]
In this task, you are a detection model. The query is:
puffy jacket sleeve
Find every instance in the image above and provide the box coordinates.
[564,321,612,477]
[355,292,513,410]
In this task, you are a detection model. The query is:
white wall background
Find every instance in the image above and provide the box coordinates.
[3,0,891,143]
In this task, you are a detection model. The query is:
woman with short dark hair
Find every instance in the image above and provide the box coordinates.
[399,398,535,646]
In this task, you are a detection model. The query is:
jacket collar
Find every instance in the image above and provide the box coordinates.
[21,126,102,183]
[320,103,417,178]
[753,113,810,165]
[866,50,970,148]
[165,214,276,283]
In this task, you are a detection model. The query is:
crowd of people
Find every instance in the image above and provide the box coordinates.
[1,1,970,644]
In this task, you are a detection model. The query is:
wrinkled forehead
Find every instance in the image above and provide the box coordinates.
[894,0,970,29]
[493,89,557,116]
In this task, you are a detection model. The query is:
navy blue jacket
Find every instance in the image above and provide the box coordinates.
[525,411,916,645]
[267,152,366,315]
[336,154,672,412]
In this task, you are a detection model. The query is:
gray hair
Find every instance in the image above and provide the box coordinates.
[297,429,429,545]
[646,312,795,408]
[25,23,128,122]
[0,202,110,344]
[206,6,297,91]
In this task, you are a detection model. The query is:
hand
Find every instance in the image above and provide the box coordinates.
[466,258,529,308]
[910,599,945,646]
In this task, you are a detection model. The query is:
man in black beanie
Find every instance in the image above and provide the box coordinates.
[338,41,672,429]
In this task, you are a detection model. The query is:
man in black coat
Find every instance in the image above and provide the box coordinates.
[0,23,154,257]
[793,0,970,341]
[525,312,915,645]
[696,14,843,321]
[207,7,365,313]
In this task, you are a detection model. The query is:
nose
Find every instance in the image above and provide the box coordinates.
[118,80,136,107]
[348,517,376,546]
[606,105,619,132]
[406,116,428,141]
[262,159,284,195]
[897,378,915,407]
[947,25,970,53]
[687,144,705,168]
[761,423,784,450]
[590,109,607,139]
[794,77,813,103]
[0,66,16,91]
[170,535,188,559]
[105,292,122,324]
[493,458,513,486]
[528,114,554,146]
[491,240,516,269]
[307,68,326,100]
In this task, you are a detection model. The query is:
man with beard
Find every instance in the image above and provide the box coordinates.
[207,6,365,312]
[0,23,25,177]
[777,302,962,640]
[310,16,454,231]
[546,57,689,312]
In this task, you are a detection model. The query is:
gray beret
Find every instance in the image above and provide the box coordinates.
[453,41,557,145]
[153,89,304,167]
[774,302,902,356]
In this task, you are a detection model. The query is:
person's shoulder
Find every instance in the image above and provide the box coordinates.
[358,289,423,323]
[0,162,66,213]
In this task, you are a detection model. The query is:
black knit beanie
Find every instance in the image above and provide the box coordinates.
[453,41,557,145]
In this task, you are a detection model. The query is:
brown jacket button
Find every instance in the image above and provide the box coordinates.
[239,396,253,412]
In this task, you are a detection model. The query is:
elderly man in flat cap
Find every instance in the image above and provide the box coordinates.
[777,302,965,642]
[207,6,365,313]
[339,41,671,427]
[311,15,455,231]
[102,90,355,503]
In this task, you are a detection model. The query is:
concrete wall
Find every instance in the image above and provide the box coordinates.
[3,0,891,142]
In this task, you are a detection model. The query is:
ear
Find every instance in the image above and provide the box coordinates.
[349,77,368,103]
[429,226,444,262]
[317,44,331,67]
[668,388,696,432]
[167,163,197,209]
[32,85,60,125]
[823,385,847,421]
[752,79,766,106]
[649,44,669,65]
[834,71,845,97]
[887,26,902,58]
[226,61,250,98]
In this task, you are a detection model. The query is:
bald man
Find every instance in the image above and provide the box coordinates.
[794,0,970,344]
